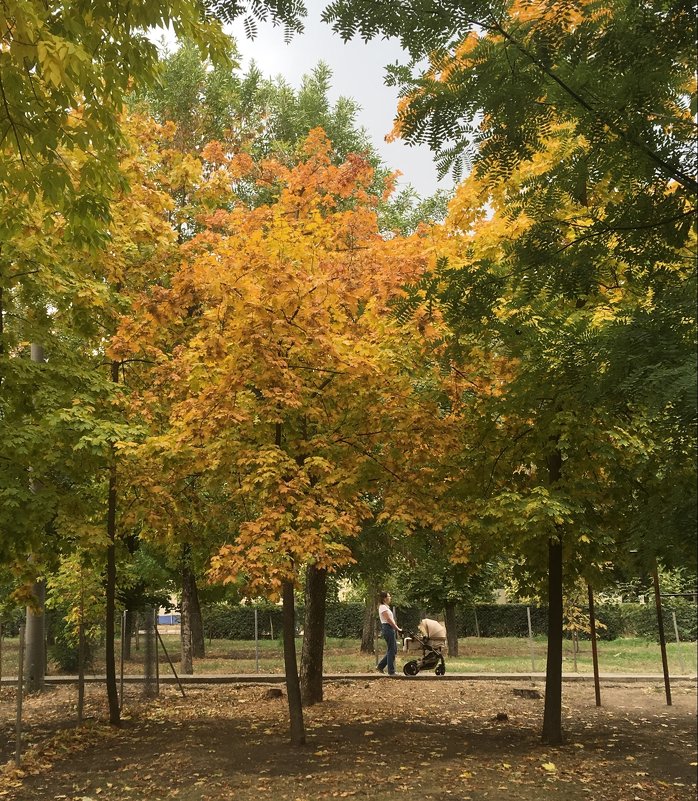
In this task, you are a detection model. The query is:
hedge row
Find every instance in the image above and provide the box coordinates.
[592,601,697,642]
[200,601,697,642]
[2,600,693,644]
[201,603,409,640]
[455,602,697,641]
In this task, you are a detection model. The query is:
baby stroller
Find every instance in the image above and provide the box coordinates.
[402,618,447,676]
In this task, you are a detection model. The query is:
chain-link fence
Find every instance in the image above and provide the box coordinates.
[448,601,697,676]
[1,598,696,684]
[0,607,185,766]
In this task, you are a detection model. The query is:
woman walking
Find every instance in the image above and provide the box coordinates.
[376,591,402,675]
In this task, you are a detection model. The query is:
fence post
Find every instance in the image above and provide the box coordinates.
[119,610,125,710]
[473,607,481,638]
[155,617,160,696]
[77,620,85,724]
[526,606,536,675]
[0,622,3,687]
[254,608,259,674]
[671,611,686,676]
[651,564,672,706]
[15,623,25,767]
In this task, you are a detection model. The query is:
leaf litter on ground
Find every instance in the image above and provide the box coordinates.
[0,680,695,801]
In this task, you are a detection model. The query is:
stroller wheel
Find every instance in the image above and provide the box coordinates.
[403,660,420,676]
[435,663,446,676]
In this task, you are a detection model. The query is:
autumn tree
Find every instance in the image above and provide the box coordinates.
[0,109,186,719]
[319,0,697,743]
[403,124,694,742]
[112,128,445,736]
[0,0,231,239]
[394,529,499,656]
[130,39,451,682]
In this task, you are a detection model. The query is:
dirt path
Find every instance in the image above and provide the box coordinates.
[1,680,696,801]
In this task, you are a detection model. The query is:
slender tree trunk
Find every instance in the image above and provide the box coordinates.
[360,588,378,654]
[77,620,85,724]
[23,579,45,693]
[587,583,601,707]
[105,361,120,726]
[181,542,204,663]
[300,564,327,706]
[652,562,672,706]
[189,573,205,658]
[542,448,563,744]
[282,579,306,746]
[276,421,305,743]
[24,345,47,693]
[444,602,458,657]
[180,554,194,675]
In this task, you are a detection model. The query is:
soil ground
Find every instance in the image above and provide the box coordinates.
[0,679,696,801]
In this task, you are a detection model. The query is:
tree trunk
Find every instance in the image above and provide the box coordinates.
[181,543,204,664]
[444,602,458,657]
[300,564,327,706]
[105,362,120,726]
[652,562,672,706]
[360,588,378,654]
[282,579,306,746]
[180,556,194,675]
[189,572,205,658]
[23,579,45,693]
[24,344,47,694]
[542,448,563,745]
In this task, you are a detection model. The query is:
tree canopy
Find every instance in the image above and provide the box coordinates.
[0,0,695,750]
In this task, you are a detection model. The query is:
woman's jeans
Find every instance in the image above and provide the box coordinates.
[377,623,397,674]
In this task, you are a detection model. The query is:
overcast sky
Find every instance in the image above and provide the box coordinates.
[225,1,450,198]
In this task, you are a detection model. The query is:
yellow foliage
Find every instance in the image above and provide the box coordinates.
[118,129,461,595]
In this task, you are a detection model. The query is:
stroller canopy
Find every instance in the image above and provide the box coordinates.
[418,618,447,640]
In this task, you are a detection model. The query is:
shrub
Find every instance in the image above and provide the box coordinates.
[456,604,548,638]
[666,601,698,641]
[0,607,23,637]
[324,603,364,638]
[199,600,697,642]
[49,628,95,672]
[202,604,285,640]
[201,602,423,640]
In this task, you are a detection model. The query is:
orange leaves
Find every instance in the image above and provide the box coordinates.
[115,128,443,593]
[201,140,227,165]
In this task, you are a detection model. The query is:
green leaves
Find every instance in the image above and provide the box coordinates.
[326,0,697,194]
[1,0,229,235]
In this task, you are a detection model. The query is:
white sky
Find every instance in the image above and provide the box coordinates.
[224,1,449,198]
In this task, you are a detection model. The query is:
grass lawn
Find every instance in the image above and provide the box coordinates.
[1,634,696,678]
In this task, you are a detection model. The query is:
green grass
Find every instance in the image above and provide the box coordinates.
[1,634,696,678]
